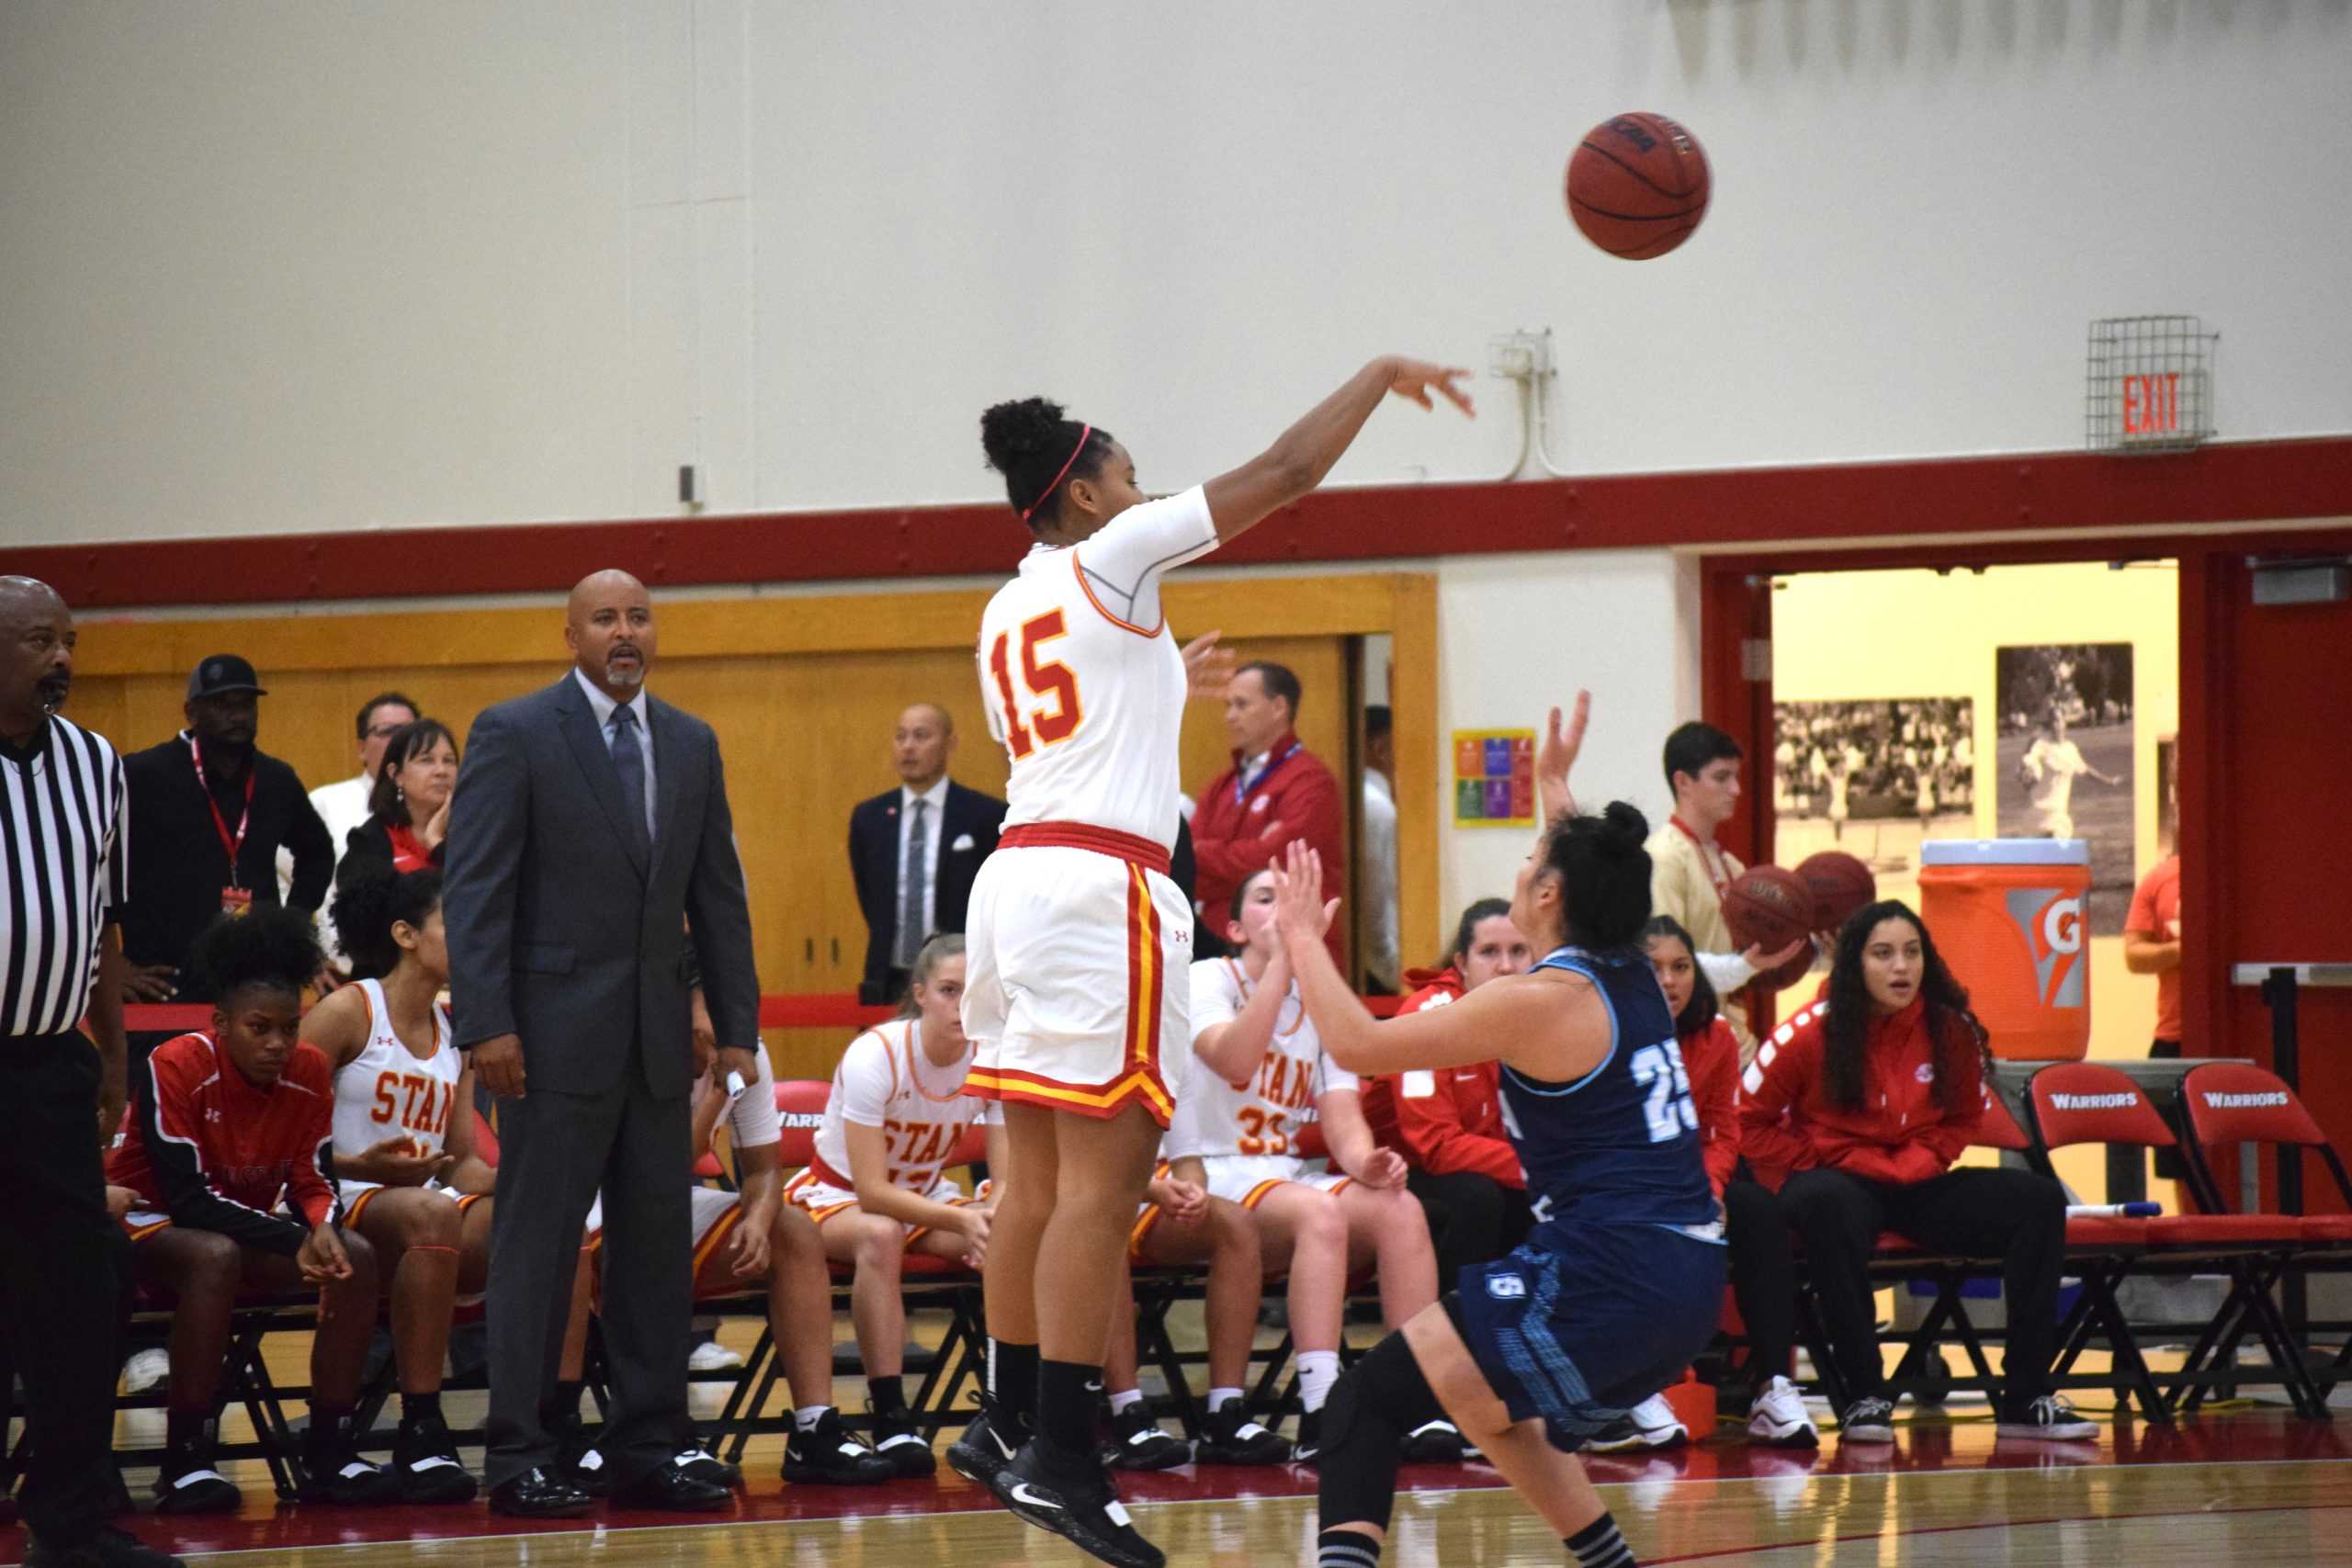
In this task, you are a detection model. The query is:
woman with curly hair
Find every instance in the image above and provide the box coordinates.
[1737,900,2090,1445]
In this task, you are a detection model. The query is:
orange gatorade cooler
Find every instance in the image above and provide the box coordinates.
[1917,840,2092,1061]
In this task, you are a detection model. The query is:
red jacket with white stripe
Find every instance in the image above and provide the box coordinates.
[1735,997,1984,1192]
[1358,968,1523,1189]
[107,1030,340,1255]
[1681,1017,1742,1200]
[1190,730,1345,969]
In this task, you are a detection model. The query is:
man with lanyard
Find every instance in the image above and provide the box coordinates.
[121,655,335,1062]
[1191,660,1346,967]
[0,577,182,1568]
[1644,721,1804,1047]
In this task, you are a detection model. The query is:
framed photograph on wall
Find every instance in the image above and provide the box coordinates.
[1996,643,2136,934]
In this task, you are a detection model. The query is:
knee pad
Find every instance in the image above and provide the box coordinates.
[1317,1330,1453,1532]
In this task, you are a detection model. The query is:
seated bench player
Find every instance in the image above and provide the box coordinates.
[303,865,493,1502]
[107,909,396,1514]
[1099,1150,1294,1468]
[1183,870,1454,1464]
[786,934,996,1477]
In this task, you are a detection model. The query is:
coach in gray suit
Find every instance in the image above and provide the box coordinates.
[443,569,759,1517]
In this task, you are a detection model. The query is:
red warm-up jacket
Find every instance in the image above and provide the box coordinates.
[1191,731,1344,968]
[1358,968,1523,1189]
[1680,1017,1742,1200]
[1735,997,1984,1192]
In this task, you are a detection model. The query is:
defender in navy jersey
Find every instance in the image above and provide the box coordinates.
[1271,694,1724,1568]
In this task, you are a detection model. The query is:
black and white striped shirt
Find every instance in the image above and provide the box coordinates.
[0,715,130,1038]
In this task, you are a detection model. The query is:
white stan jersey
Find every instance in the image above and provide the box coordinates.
[978,487,1220,848]
[331,979,459,1162]
[1170,957,1357,1162]
[812,1018,984,1194]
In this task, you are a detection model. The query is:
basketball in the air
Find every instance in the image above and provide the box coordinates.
[1795,851,1878,936]
[1565,111,1711,260]
[1723,866,1815,954]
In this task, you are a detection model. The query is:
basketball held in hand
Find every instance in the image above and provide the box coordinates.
[1723,866,1816,955]
[1752,940,1821,995]
[1565,111,1711,260]
[1796,851,1877,937]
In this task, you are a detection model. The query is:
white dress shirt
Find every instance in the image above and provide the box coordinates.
[573,667,657,840]
[1361,769,1400,989]
[896,775,950,954]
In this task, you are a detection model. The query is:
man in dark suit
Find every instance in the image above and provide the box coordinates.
[442,569,759,1517]
[847,703,1005,1004]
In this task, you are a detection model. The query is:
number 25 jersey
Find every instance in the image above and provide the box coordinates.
[1500,944,1719,1233]
[977,487,1220,852]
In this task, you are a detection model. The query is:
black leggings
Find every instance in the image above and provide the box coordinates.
[1405,1168,1533,1285]
[1723,1173,1798,1387]
[1778,1165,2067,1407]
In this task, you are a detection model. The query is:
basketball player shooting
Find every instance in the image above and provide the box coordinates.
[951,356,1472,1568]
[1270,693,1727,1568]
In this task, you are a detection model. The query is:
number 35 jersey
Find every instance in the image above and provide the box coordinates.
[1170,957,1357,1162]
[978,486,1220,852]
[1499,945,1720,1235]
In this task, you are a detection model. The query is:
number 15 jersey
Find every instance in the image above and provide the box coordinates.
[978,487,1219,851]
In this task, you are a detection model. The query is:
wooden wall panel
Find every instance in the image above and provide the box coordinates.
[69,573,1436,1078]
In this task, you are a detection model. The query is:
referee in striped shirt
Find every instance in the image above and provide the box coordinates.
[0,578,179,1568]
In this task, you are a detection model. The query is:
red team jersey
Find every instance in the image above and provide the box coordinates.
[109,1031,339,1254]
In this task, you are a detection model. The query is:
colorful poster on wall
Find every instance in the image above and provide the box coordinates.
[1453,729,1535,827]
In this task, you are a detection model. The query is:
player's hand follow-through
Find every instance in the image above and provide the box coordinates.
[1387,358,1477,418]
[473,1032,526,1099]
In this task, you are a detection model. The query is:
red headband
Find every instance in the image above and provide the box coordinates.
[1019,423,1093,525]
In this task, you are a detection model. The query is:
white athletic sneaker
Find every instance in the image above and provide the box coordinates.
[687,1339,744,1372]
[1747,1376,1820,1448]
[122,1348,169,1395]
[1585,1393,1688,1453]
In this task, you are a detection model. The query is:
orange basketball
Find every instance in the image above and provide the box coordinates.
[1722,866,1816,954]
[1795,851,1878,936]
[1565,111,1711,260]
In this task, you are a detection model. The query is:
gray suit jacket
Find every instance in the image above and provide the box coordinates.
[442,674,758,1100]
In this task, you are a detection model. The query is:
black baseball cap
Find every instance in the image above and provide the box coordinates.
[187,654,267,701]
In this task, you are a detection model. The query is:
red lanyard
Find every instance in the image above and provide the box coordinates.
[1669,816,1732,902]
[190,736,255,887]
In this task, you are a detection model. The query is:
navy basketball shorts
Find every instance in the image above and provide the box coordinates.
[1453,1221,1727,1438]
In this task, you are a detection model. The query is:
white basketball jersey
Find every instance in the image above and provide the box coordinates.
[813,1018,984,1194]
[331,978,459,1160]
[978,487,1220,850]
[1171,957,1357,1162]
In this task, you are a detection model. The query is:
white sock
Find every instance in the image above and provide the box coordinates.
[794,1405,830,1434]
[1108,1388,1144,1416]
[1208,1385,1244,1415]
[1296,1350,1341,1414]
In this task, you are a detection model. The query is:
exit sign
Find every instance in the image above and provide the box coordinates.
[2088,316,2216,453]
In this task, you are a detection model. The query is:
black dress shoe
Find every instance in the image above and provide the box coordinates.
[608,1465,732,1513]
[487,1466,596,1518]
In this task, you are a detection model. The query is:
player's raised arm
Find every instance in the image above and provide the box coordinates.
[1201,357,1475,543]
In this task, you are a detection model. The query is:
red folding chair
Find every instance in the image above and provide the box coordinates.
[2030,1062,2322,1418]
[2171,1063,2352,1412]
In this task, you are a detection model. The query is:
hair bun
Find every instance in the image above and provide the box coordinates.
[1599,800,1651,849]
[979,397,1070,475]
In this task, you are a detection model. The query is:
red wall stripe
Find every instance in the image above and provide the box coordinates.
[7,435,2348,611]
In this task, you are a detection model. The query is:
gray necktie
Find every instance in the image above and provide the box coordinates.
[899,797,929,968]
[609,705,650,852]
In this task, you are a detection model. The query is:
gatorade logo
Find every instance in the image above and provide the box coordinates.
[2203,1091,2289,1109]
[2003,888,2086,1009]
[2051,1092,2135,1110]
